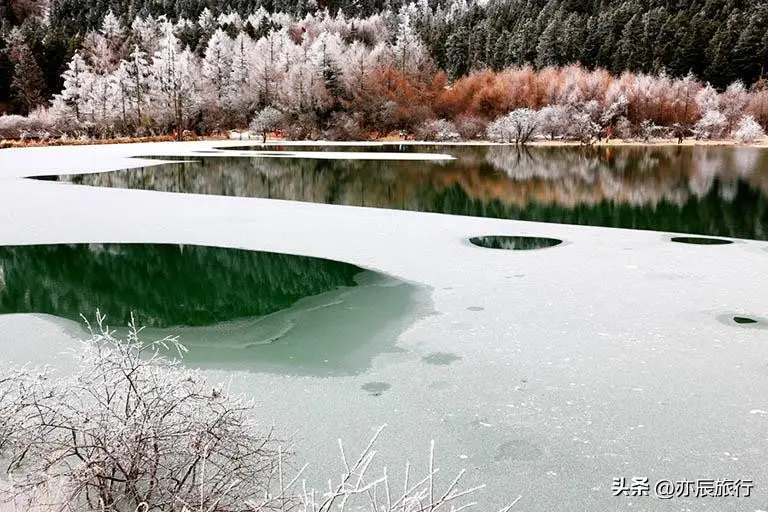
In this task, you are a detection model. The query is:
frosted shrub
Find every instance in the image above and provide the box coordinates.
[0,313,282,512]
[615,116,634,139]
[325,112,364,141]
[567,111,601,144]
[416,119,460,141]
[639,119,662,141]
[732,115,765,143]
[454,115,487,140]
[693,110,727,139]
[0,115,43,139]
[486,116,513,143]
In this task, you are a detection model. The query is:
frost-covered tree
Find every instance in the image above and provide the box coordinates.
[309,31,345,111]
[87,73,114,134]
[100,10,123,39]
[130,15,166,55]
[0,314,518,511]
[487,108,539,144]
[151,24,200,139]
[732,115,765,142]
[506,108,539,144]
[201,28,234,113]
[249,106,285,142]
[537,105,570,140]
[253,30,288,107]
[229,32,257,123]
[124,46,151,128]
[391,12,430,80]
[58,51,92,121]
[720,81,749,130]
[109,62,131,130]
[695,83,720,114]
[669,72,700,125]
[568,110,601,143]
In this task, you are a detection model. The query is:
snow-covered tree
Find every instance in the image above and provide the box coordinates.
[695,83,720,114]
[130,15,165,55]
[0,314,514,511]
[309,31,345,110]
[229,32,257,124]
[568,110,601,143]
[124,45,151,128]
[487,108,539,144]
[391,12,430,80]
[537,105,570,140]
[253,30,289,107]
[58,51,92,121]
[201,29,233,106]
[506,108,539,144]
[249,106,285,142]
[720,81,749,129]
[87,73,114,135]
[100,10,123,40]
[151,23,200,139]
[109,62,131,130]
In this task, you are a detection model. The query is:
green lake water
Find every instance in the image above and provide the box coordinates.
[47,145,768,240]
[0,243,431,375]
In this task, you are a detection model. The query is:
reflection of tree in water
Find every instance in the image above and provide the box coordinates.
[481,145,768,208]
[0,244,362,327]
[57,145,768,239]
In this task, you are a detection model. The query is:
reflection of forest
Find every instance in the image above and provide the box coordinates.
[60,146,768,239]
[0,244,362,327]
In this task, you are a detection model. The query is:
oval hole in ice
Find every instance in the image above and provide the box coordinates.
[469,236,562,251]
[670,236,732,245]
[362,381,391,396]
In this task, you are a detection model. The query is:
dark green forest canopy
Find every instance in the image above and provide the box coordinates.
[1,0,767,114]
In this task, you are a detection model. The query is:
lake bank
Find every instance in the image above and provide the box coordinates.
[3,135,767,150]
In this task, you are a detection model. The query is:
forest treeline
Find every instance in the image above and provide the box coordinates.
[0,0,767,142]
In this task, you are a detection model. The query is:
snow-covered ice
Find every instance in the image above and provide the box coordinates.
[2,141,768,511]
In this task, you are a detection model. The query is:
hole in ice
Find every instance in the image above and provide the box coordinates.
[670,236,733,245]
[361,381,391,396]
[429,380,451,390]
[716,313,767,329]
[495,440,543,461]
[469,236,562,250]
[467,306,484,311]
[422,352,462,366]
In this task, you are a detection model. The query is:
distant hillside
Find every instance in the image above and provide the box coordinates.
[0,0,766,119]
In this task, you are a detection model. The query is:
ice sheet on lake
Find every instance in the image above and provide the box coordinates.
[2,141,768,511]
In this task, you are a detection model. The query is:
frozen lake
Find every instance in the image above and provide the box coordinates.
[2,141,768,511]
